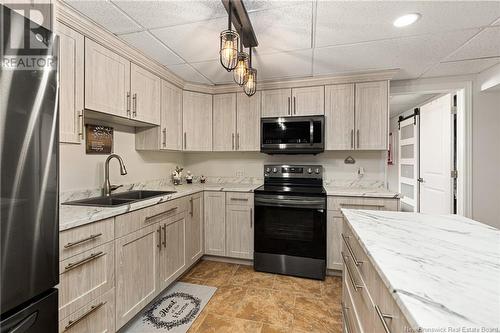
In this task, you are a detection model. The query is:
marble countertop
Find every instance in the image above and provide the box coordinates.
[60,183,260,231]
[341,209,500,331]
[325,186,400,198]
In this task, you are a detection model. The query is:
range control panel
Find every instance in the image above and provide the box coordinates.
[264,164,323,179]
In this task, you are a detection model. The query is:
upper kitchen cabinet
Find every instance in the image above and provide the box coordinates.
[84,39,161,126]
[261,87,324,117]
[85,39,130,118]
[182,91,213,151]
[325,81,388,151]
[130,64,161,125]
[135,80,182,151]
[56,23,84,144]
[261,89,291,117]
[236,92,260,151]
[355,81,389,150]
[213,93,237,151]
[291,86,324,116]
[325,84,355,150]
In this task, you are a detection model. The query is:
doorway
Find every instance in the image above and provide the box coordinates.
[389,90,465,215]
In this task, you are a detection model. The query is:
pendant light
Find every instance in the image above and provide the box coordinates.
[219,2,239,71]
[243,47,257,97]
[233,40,249,86]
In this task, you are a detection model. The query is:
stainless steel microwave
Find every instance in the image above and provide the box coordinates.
[260,115,325,154]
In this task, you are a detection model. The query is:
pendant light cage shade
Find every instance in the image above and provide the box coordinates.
[244,68,257,96]
[219,30,239,71]
[233,51,249,86]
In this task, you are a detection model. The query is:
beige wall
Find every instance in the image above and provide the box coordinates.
[60,121,183,192]
[472,67,500,228]
[184,151,387,184]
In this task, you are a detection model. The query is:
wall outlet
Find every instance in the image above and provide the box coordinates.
[236,171,244,177]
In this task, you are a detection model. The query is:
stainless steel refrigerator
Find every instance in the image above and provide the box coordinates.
[1,5,59,332]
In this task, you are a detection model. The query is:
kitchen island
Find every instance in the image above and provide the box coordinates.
[341,209,500,332]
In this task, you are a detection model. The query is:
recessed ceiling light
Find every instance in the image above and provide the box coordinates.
[393,13,421,28]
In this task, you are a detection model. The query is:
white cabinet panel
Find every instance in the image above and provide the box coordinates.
[130,63,161,125]
[292,86,324,116]
[325,84,355,150]
[213,93,237,151]
[261,88,291,117]
[355,81,388,150]
[203,192,226,256]
[236,92,261,151]
[182,91,213,151]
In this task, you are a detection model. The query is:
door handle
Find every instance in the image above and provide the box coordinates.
[162,128,167,147]
[293,96,296,115]
[132,93,137,117]
[375,305,394,333]
[64,233,102,248]
[9,312,38,333]
[232,133,235,150]
[250,208,253,228]
[184,132,187,150]
[78,110,84,139]
[350,129,354,149]
[287,97,291,115]
[190,197,194,216]
[162,224,166,248]
[356,129,360,148]
[236,133,240,150]
[126,92,131,117]
[64,252,104,272]
[417,178,424,183]
[64,302,106,331]
[157,226,162,251]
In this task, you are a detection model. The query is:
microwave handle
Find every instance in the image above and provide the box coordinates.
[310,119,314,145]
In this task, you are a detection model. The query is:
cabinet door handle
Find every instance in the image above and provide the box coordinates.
[236,133,240,150]
[157,226,162,251]
[162,224,166,248]
[132,93,137,117]
[375,305,394,333]
[230,197,248,201]
[250,208,253,228]
[287,97,291,115]
[232,133,235,150]
[341,252,363,291]
[64,251,104,272]
[350,129,354,149]
[357,129,360,148]
[78,110,84,139]
[162,128,167,147]
[64,301,106,331]
[184,132,187,149]
[64,233,102,249]
[293,96,296,115]
[190,197,194,216]
[341,234,363,266]
[126,92,131,117]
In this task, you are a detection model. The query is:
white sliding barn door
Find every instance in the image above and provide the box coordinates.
[398,117,419,212]
[419,94,453,214]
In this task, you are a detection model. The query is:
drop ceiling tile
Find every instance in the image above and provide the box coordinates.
[150,17,225,63]
[166,63,212,85]
[190,60,234,85]
[65,0,142,34]
[249,2,313,54]
[313,29,480,80]
[112,0,226,29]
[119,31,184,65]
[445,26,500,61]
[422,58,500,78]
[315,1,500,48]
[254,49,313,81]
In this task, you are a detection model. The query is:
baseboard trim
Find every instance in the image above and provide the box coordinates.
[202,255,253,266]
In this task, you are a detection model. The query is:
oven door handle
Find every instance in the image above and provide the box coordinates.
[255,196,325,209]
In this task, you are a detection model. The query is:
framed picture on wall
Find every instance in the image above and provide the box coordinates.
[85,124,113,154]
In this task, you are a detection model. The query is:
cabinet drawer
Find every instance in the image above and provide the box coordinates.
[59,242,114,320]
[328,196,399,217]
[342,248,373,331]
[342,276,363,333]
[60,218,114,261]
[342,218,373,290]
[226,192,253,206]
[59,288,114,333]
[115,197,188,237]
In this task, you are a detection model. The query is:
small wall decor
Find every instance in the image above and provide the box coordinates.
[85,124,113,154]
[344,156,356,164]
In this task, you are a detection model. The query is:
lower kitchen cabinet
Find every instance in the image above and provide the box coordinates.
[186,193,203,265]
[115,223,160,329]
[327,215,343,270]
[59,288,115,333]
[225,204,253,259]
[158,213,186,290]
[204,192,226,256]
[58,242,114,320]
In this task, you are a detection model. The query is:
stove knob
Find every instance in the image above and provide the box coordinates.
[272,167,278,173]
[307,168,313,174]
[315,168,321,174]
[265,167,271,173]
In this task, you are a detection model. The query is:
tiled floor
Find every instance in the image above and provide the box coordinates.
[181,260,343,333]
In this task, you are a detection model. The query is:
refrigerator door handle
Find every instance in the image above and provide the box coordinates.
[8,312,38,333]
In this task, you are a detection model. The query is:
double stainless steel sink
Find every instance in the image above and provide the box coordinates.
[63,190,176,207]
